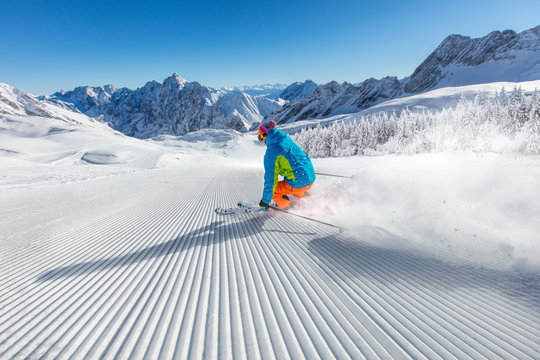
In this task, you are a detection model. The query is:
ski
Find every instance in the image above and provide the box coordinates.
[216,202,344,232]
[268,205,345,233]
[215,202,260,215]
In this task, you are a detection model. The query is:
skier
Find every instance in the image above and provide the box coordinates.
[258,120,316,210]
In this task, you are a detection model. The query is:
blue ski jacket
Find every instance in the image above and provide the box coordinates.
[262,128,316,204]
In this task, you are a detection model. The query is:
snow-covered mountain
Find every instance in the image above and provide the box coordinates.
[278,80,318,101]
[269,77,403,124]
[267,25,540,124]
[0,83,98,125]
[215,91,284,128]
[404,26,540,93]
[50,74,282,138]
[48,85,117,114]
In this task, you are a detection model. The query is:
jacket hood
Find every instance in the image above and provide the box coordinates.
[266,129,286,145]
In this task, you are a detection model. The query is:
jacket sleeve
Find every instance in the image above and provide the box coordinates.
[262,147,279,203]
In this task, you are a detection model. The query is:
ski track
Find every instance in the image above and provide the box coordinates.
[0,167,539,359]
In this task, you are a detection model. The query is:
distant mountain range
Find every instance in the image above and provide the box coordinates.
[47,75,283,138]
[267,25,540,124]
[7,25,539,138]
[213,83,288,99]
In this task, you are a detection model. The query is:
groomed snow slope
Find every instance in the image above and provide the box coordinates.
[1,163,539,359]
[0,109,539,359]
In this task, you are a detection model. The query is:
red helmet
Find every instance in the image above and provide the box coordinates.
[258,121,277,142]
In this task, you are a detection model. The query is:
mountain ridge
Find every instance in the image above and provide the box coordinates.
[48,74,282,138]
[278,80,318,102]
[266,25,540,124]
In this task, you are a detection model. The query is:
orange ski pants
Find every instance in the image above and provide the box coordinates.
[273,181,313,209]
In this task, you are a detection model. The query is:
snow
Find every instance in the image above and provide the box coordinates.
[3,111,537,270]
[360,79,540,117]
[1,82,539,358]
[308,153,540,270]
[0,115,165,188]
[436,53,540,90]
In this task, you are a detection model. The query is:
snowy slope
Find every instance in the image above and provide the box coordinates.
[358,79,540,117]
[0,84,175,188]
[1,102,539,358]
[0,83,91,123]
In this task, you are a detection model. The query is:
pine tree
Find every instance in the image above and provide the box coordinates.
[475,91,488,107]
[522,91,540,154]
[295,128,307,155]
[459,97,477,148]
[350,120,363,155]
[312,126,323,157]
[313,126,331,158]
[330,122,344,157]
[497,87,509,107]
[305,126,315,157]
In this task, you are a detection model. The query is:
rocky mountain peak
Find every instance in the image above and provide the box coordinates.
[163,73,187,88]
[312,81,344,98]
[279,80,317,102]
[49,85,117,112]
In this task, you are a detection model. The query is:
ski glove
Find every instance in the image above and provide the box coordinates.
[259,200,270,211]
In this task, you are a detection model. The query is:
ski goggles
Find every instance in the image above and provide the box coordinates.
[258,129,267,142]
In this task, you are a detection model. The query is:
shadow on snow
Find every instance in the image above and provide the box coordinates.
[36,213,314,282]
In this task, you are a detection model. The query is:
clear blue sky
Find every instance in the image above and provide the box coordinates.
[1,0,539,95]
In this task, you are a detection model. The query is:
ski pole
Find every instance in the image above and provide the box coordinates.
[315,172,352,179]
[269,205,344,233]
